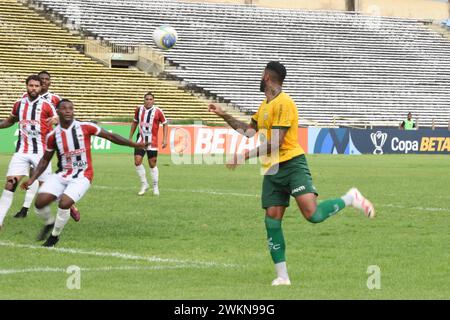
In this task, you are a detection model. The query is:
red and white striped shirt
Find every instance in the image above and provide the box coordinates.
[11,97,56,155]
[46,121,101,182]
[133,105,167,150]
[22,91,61,108]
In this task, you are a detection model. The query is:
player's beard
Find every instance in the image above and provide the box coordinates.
[28,91,39,101]
[259,78,266,92]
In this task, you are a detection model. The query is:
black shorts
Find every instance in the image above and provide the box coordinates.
[134,149,158,158]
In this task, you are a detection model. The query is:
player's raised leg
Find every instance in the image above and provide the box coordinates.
[34,192,57,241]
[295,188,375,224]
[43,195,73,247]
[43,177,91,247]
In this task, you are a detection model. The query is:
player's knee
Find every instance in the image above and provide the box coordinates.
[307,212,321,224]
[58,199,73,210]
[34,198,45,210]
[5,177,18,192]
[302,207,318,223]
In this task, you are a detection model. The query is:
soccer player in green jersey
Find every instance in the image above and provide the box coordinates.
[209,61,375,286]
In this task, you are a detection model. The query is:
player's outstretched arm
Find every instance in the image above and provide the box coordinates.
[208,104,257,138]
[0,115,18,129]
[98,129,148,149]
[21,150,55,190]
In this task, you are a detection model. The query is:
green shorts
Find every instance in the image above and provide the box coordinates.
[261,155,318,209]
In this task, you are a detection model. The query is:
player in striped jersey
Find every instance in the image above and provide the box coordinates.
[14,71,64,220]
[129,92,168,196]
[21,99,148,247]
[15,71,81,222]
[0,75,56,231]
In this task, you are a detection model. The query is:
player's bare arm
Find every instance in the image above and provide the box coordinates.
[208,103,257,138]
[0,115,18,129]
[129,121,138,141]
[20,150,55,190]
[162,123,168,148]
[98,129,148,149]
[226,128,288,170]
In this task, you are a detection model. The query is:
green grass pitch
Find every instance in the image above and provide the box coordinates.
[0,153,449,299]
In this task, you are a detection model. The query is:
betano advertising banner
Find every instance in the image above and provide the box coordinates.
[0,124,308,155]
[308,128,450,155]
[1,124,448,155]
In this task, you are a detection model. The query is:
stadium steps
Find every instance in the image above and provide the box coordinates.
[0,0,225,125]
[34,0,450,128]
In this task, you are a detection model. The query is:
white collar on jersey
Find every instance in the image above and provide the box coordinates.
[142,105,157,111]
[59,120,76,132]
[26,96,40,104]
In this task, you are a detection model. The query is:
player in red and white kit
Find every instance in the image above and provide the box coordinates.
[16,71,81,222]
[129,92,168,196]
[0,75,56,230]
[14,71,64,220]
[21,99,148,247]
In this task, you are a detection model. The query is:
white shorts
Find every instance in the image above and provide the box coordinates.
[6,152,52,182]
[38,174,91,203]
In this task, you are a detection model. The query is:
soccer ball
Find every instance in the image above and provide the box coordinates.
[152,25,178,50]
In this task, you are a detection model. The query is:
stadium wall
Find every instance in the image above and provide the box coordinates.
[1,125,449,155]
[187,0,449,19]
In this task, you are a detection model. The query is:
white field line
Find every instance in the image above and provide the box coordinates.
[93,185,449,212]
[0,241,238,268]
[0,265,194,275]
[381,203,450,213]
[92,185,260,198]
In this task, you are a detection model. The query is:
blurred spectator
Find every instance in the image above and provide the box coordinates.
[399,112,416,130]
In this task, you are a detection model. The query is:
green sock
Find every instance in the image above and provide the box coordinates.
[309,198,346,224]
[265,216,286,264]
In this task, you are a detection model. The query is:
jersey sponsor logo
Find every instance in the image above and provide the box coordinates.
[19,119,40,126]
[20,128,41,139]
[71,160,88,169]
[64,148,87,157]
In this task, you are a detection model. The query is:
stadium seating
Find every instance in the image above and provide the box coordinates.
[28,0,450,128]
[0,0,221,124]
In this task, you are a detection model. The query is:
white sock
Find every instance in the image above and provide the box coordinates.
[275,262,289,280]
[135,165,148,185]
[23,180,39,209]
[35,206,55,225]
[0,190,14,226]
[150,166,159,188]
[341,193,353,207]
[52,207,70,236]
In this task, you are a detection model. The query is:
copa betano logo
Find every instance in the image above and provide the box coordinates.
[371,131,450,154]
[419,137,450,152]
